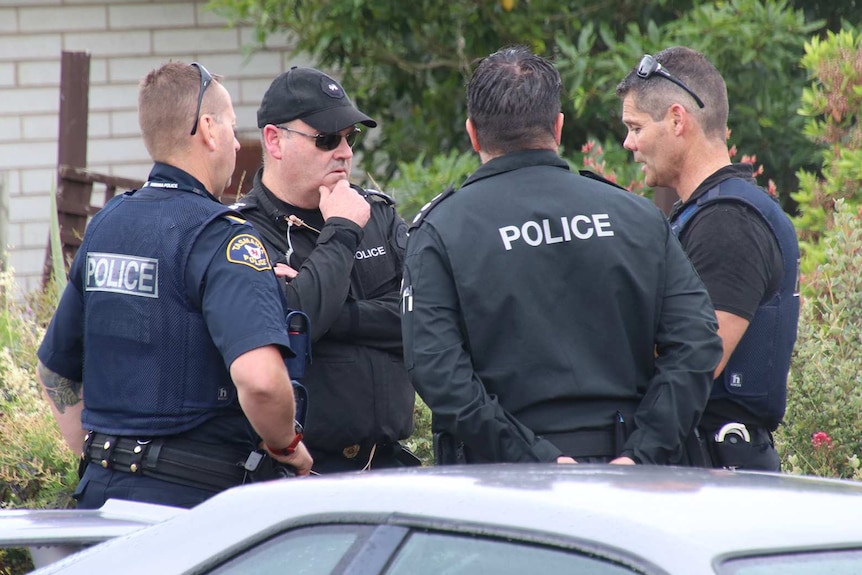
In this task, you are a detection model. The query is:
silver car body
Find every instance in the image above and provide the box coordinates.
[25,465,862,574]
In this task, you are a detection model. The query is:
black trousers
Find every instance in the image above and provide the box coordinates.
[74,463,217,509]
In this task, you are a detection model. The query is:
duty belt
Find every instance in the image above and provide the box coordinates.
[82,432,285,492]
[541,427,618,460]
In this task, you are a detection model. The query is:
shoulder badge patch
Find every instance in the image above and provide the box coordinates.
[226,234,272,271]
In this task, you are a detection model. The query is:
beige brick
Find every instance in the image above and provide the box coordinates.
[239,77,277,105]
[0,8,16,33]
[20,6,107,33]
[21,168,56,194]
[64,31,152,57]
[0,34,63,62]
[87,111,112,138]
[5,222,22,251]
[18,60,61,87]
[88,136,149,164]
[0,86,60,115]
[88,83,140,113]
[201,52,283,83]
[0,63,14,87]
[110,110,140,137]
[1,169,21,202]
[89,58,109,84]
[108,55,179,83]
[21,114,59,140]
[109,3,195,30]
[9,194,51,223]
[234,103,261,133]
[152,28,239,55]
[7,248,48,286]
[22,221,50,249]
[0,117,22,142]
[0,140,56,170]
[0,0,57,5]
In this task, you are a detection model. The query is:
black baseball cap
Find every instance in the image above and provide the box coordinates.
[256,66,377,132]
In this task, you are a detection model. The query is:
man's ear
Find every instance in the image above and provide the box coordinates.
[668,103,688,136]
[197,114,219,152]
[262,125,284,159]
[466,118,481,153]
[554,112,564,145]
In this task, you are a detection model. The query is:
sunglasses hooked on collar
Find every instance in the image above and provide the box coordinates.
[276,125,361,151]
[636,54,705,109]
[190,62,213,136]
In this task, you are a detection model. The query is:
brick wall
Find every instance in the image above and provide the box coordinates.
[0,0,311,294]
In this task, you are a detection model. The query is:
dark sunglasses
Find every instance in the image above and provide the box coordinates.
[190,62,213,136]
[636,54,705,109]
[276,125,361,151]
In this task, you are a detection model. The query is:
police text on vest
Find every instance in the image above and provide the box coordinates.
[86,252,159,298]
[499,214,614,251]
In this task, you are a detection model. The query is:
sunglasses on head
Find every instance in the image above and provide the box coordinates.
[636,54,705,109]
[276,125,361,151]
[190,62,213,136]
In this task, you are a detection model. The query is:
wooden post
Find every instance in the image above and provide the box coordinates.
[44,51,90,287]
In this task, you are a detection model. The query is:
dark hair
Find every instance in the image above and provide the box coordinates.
[615,46,728,139]
[467,46,561,155]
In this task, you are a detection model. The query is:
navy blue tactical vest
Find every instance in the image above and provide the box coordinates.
[78,186,238,436]
[671,179,800,430]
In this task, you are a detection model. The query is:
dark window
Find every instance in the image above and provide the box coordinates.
[207,525,373,575]
[384,531,638,575]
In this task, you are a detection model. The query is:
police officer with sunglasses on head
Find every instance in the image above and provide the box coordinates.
[37,62,312,510]
[616,47,800,471]
[231,67,418,473]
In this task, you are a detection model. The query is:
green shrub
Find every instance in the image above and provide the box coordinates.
[776,200,862,480]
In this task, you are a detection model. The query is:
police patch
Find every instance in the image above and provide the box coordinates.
[226,234,272,271]
[86,252,159,298]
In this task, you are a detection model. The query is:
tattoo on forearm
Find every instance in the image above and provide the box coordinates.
[38,363,82,414]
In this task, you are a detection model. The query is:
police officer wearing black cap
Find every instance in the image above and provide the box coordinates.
[37,61,312,509]
[231,67,417,473]
[403,47,723,466]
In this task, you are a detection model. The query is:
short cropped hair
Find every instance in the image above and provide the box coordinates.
[138,62,224,161]
[467,46,561,155]
[615,46,728,140]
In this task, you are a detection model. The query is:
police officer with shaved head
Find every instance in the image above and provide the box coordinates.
[402,46,723,466]
[37,61,311,509]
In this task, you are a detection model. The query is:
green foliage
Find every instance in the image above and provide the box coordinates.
[792,28,862,273]
[0,272,77,512]
[404,396,433,466]
[209,0,823,210]
[387,150,479,222]
[776,200,862,480]
[204,0,698,179]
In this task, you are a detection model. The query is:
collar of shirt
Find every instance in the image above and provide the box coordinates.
[145,161,219,202]
[670,163,757,219]
[462,149,570,188]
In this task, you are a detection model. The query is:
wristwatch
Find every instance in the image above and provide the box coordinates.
[267,421,303,456]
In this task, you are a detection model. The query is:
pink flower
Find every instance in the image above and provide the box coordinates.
[812,431,833,449]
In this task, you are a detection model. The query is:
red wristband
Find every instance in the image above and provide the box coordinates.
[267,421,303,456]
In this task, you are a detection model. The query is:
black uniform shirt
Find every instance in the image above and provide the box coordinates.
[403,150,723,464]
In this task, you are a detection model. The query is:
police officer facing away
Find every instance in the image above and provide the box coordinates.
[617,47,800,471]
[37,62,312,509]
[230,67,416,473]
[402,46,723,465]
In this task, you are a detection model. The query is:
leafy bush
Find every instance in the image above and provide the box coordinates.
[776,200,862,480]
[791,28,862,273]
